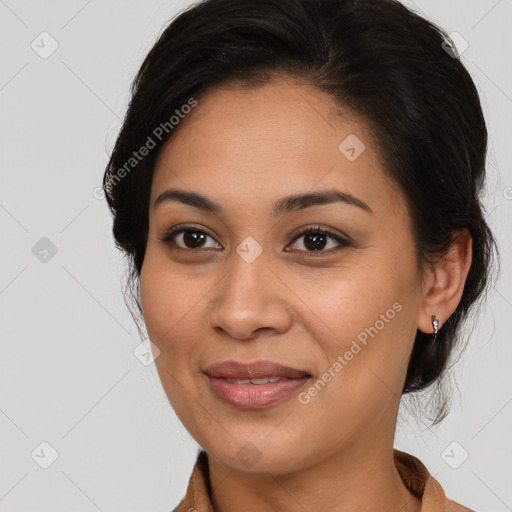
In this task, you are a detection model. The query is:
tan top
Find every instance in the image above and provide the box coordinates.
[172,448,476,511]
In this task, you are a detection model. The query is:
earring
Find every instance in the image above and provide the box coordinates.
[431,315,440,341]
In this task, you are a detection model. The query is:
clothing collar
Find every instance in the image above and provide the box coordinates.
[173,448,474,512]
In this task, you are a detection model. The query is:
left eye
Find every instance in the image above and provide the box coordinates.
[159,225,350,254]
[286,227,350,254]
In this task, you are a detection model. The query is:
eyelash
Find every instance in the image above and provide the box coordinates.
[159,224,351,257]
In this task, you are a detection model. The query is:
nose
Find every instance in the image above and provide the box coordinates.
[208,250,292,340]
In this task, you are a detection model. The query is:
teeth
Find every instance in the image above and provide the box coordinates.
[250,378,271,384]
[225,377,283,385]
[225,378,251,384]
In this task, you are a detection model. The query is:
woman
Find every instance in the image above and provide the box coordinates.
[102,0,499,510]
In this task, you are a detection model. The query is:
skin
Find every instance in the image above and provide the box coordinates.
[139,76,473,512]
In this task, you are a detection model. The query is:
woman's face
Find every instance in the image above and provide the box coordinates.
[140,77,428,473]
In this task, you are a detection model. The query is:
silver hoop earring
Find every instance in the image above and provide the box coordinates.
[431,315,440,342]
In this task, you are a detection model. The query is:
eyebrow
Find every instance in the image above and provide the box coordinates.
[154,188,373,216]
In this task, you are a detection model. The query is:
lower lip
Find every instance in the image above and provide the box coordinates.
[205,375,310,409]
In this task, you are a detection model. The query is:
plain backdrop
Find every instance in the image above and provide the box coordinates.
[0,0,511,510]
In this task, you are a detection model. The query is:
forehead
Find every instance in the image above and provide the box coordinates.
[151,78,402,219]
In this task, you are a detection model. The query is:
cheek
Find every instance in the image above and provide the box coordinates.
[139,259,165,341]
[139,253,207,361]
[139,252,185,348]
[311,263,415,390]
[311,265,395,338]
[139,258,204,417]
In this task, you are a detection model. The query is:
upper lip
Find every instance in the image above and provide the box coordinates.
[203,360,311,379]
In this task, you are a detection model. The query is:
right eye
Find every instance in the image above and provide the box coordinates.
[159,224,223,251]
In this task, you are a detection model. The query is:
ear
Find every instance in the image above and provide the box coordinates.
[417,228,473,334]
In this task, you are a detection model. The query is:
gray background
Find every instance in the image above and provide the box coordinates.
[0,0,510,510]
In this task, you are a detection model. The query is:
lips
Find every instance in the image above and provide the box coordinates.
[203,360,312,408]
[203,360,311,380]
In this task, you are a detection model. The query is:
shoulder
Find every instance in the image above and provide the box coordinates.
[170,449,213,512]
[445,495,477,511]
[394,448,477,511]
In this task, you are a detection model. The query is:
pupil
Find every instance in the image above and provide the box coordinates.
[184,230,206,248]
[305,233,326,251]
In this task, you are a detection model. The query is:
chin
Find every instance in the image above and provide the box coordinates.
[204,436,308,475]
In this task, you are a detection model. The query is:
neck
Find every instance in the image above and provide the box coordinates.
[206,430,422,512]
